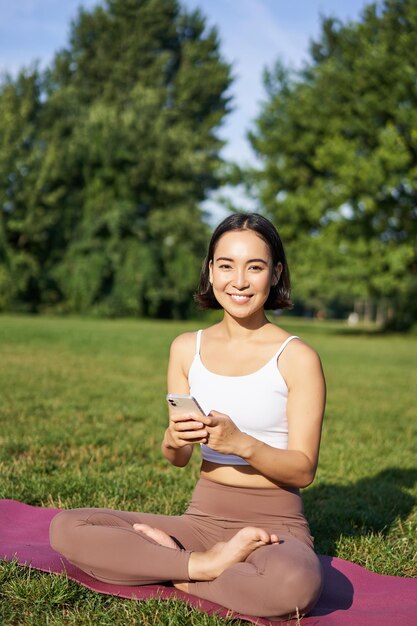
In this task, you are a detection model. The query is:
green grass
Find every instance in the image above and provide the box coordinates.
[1,314,416,624]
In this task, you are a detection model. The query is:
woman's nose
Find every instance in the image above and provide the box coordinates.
[232,271,249,289]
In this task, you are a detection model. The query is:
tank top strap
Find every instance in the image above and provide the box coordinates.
[195,329,203,355]
[274,335,300,360]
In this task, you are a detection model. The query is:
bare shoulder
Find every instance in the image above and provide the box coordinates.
[279,336,324,380]
[169,331,198,361]
[288,336,321,362]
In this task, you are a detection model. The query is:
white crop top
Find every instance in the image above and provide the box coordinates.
[188,330,299,465]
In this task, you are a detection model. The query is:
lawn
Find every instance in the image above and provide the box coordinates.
[1,314,416,624]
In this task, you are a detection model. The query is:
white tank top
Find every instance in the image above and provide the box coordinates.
[188,330,299,465]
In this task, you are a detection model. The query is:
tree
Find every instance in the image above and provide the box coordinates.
[0,68,62,312]
[247,0,417,329]
[0,0,232,318]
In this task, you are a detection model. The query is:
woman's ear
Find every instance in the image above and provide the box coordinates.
[272,262,283,286]
[208,260,213,285]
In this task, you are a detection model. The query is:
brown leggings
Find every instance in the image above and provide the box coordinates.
[49,477,323,620]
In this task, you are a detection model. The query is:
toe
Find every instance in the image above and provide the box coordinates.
[133,523,150,532]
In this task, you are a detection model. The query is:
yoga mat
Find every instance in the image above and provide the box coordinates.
[1,500,416,625]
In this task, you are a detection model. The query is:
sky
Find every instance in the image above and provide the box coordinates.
[0,0,372,219]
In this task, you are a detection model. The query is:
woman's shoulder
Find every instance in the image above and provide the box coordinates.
[278,331,320,359]
[276,331,324,381]
[266,322,320,364]
[169,330,200,360]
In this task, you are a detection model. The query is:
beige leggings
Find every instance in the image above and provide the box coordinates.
[49,477,323,620]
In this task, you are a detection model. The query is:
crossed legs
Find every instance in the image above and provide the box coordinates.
[50,508,322,619]
[49,508,277,585]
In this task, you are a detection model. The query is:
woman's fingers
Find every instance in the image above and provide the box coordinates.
[174,419,204,431]
[169,419,207,444]
[170,413,212,426]
[180,432,208,442]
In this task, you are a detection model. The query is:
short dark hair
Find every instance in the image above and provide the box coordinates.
[194,212,292,310]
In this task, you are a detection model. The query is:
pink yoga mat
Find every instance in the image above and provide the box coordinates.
[1,500,416,625]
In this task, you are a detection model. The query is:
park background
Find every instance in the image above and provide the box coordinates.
[1,1,416,624]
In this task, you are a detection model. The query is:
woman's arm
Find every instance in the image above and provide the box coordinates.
[161,333,209,467]
[202,341,326,488]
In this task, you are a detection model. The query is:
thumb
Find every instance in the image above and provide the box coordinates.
[207,410,222,424]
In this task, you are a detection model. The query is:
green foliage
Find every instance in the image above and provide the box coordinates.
[0,0,232,318]
[0,69,47,311]
[247,0,417,330]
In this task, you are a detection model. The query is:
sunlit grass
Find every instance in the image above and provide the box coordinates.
[1,314,416,624]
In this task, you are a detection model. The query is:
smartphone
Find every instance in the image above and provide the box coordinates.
[166,394,206,417]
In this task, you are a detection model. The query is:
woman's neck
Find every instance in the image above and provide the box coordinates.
[219,311,271,338]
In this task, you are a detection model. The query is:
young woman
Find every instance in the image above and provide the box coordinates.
[50,213,326,620]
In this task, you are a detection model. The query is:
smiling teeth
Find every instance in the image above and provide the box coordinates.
[231,295,250,300]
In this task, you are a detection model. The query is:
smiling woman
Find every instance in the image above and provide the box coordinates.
[210,230,277,315]
[50,213,326,621]
[195,212,292,312]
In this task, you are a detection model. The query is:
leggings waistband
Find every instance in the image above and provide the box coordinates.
[186,477,306,524]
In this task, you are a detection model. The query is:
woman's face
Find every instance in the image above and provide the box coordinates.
[209,229,282,319]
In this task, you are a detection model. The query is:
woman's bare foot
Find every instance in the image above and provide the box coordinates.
[133,523,278,589]
[187,526,279,582]
[133,523,179,550]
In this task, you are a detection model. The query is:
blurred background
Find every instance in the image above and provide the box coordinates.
[0,0,416,329]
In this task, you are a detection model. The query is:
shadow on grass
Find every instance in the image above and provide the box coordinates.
[303,467,417,555]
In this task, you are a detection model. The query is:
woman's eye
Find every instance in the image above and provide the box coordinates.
[249,265,263,271]
[219,264,232,269]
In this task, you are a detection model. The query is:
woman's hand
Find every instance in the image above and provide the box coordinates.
[203,410,247,455]
[163,413,209,450]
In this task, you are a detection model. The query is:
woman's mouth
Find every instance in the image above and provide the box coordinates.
[228,293,253,304]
